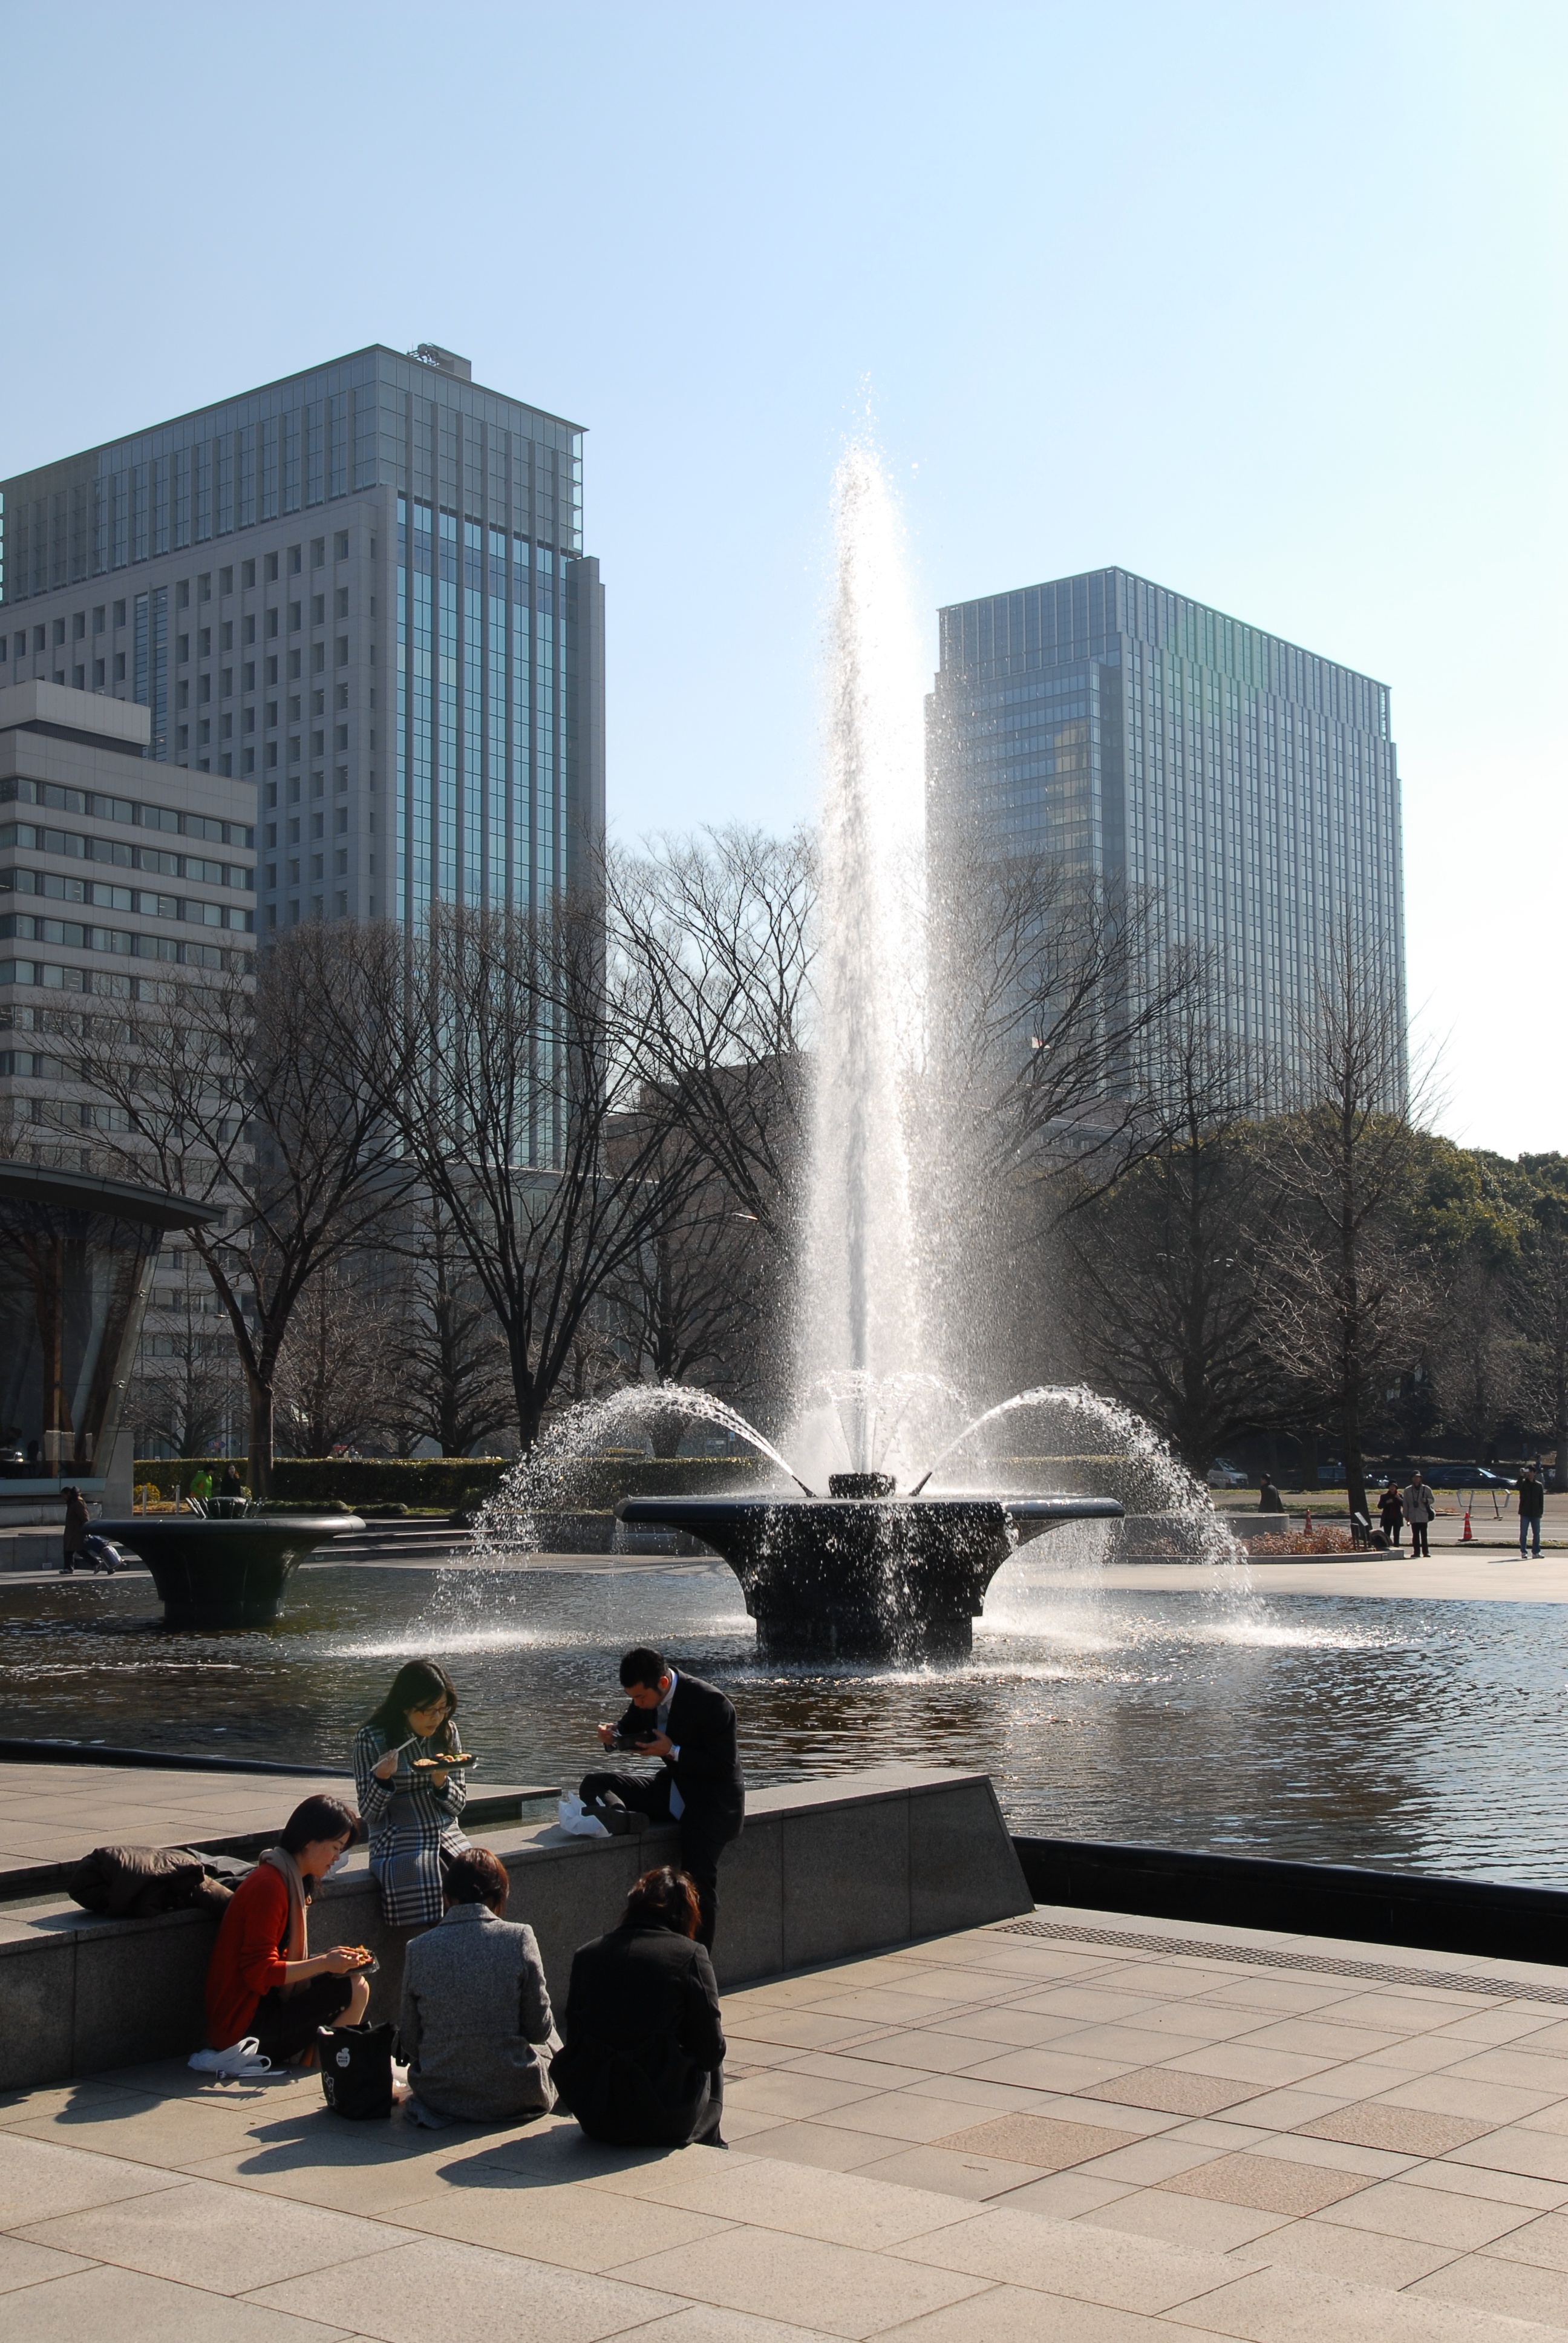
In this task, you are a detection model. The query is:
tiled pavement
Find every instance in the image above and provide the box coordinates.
[12,1909,1568,2335]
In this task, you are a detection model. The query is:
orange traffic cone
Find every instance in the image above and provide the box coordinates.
[1304,1510,1313,1533]
[1462,1510,1473,1542]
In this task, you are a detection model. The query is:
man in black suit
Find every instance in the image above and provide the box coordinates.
[579,1646,744,1950]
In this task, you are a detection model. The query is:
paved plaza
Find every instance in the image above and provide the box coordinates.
[9,1907,1568,2337]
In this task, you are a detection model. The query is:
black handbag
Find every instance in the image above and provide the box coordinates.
[318,2021,396,2119]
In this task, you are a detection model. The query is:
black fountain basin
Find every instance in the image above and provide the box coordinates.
[96,1513,367,1629]
[616,1487,1123,1660]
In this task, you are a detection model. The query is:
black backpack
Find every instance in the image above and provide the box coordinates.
[318,2022,396,2119]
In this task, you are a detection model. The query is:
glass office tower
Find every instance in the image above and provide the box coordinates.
[927,567,1406,1103]
[0,344,604,936]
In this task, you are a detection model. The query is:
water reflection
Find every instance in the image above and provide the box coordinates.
[4,1561,1565,1886]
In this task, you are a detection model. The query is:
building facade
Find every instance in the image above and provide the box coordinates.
[927,567,1406,1100]
[0,343,604,936]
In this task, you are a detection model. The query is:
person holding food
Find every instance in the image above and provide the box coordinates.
[353,1659,472,1929]
[200,1795,370,2072]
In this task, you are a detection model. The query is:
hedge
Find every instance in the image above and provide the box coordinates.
[133,1453,774,1512]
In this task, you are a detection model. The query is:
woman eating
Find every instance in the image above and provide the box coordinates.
[551,1864,726,2148]
[399,1845,556,2126]
[200,1794,369,2072]
[353,1659,471,1930]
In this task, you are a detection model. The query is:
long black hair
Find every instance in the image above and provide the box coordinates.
[365,1658,459,1751]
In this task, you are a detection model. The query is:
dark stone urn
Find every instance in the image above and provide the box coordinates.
[96,1513,367,1628]
[617,1475,1123,1661]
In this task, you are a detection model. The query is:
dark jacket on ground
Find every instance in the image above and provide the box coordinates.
[613,1673,745,1845]
[551,1919,725,2146]
[1519,1475,1546,1521]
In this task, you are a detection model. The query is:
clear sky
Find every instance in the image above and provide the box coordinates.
[2,1,1561,1157]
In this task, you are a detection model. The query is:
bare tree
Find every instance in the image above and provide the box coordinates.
[273,1263,401,1457]
[384,1193,516,1458]
[1257,933,1431,1522]
[1060,994,1276,1474]
[331,897,696,1453]
[1429,1250,1530,1464]
[129,1294,244,1461]
[59,922,410,1495]
[609,828,815,1248]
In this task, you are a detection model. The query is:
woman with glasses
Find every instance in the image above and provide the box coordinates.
[353,1658,471,1930]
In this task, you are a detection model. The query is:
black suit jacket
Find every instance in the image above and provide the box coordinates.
[616,1672,744,1844]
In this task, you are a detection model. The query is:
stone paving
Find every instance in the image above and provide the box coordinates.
[10,1906,1568,2336]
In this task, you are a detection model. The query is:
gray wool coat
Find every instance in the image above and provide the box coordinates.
[398,1903,556,2122]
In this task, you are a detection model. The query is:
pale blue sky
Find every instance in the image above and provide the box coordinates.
[3,1,1561,1154]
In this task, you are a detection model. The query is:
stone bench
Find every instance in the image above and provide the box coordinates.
[0,1764,1031,2089]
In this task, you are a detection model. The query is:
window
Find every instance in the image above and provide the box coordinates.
[220,621,233,652]
[198,574,211,601]
[72,612,85,640]
[266,552,279,582]
[33,626,45,652]
[335,765,349,793]
[335,588,348,620]
[312,730,324,756]
[312,644,325,673]
[198,721,210,744]
[266,746,278,772]
[113,653,126,680]
[289,603,301,631]
[53,619,65,646]
[335,724,348,751]
[176,682,189,709]
[265,698,278,726]
[334,530,348,561]
[198,676,211,703]
[312,772,324,799]
[288,654,301,682]
[312,811,325,839]
[289,816,301,843]
[335,638,349,667]
[242,748,255,775]
[336,683,348,709]
[114,601,126,626]
[175,581,189,609]
[288,545,302,574]
[311,537,325,568]
[220,714,232,739]
[93,659,105,687]
[243,616,255,645]
[219,567,233,595]
[220,670,232,698]
[241,559,255,589]
[289,776,301,804]
[73,665,85,688]
[176,635,189,663]
[266,609,279,638]
[198,629,211,658]
[335,806,348,833]
[177,726,189,750]
[311,594,324,625]
[266,660,278,687]
[243,663,255,692]
[335,851,348,877]
[289,693,301,720]
[93,607,106,633]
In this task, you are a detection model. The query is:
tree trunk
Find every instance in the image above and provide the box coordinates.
[247,1382,275,1502]
[1342,1389,1368,1525]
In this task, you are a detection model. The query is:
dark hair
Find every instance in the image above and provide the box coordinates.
[443,1846,509,1911]
[365,1659,459,1749]
[279,1795,360,1855]
[625,1864,700,1936]
[619,1647,667,1691]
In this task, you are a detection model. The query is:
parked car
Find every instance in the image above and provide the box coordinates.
[1419,1464,1516,1491]
[1206,1458,1249,1489]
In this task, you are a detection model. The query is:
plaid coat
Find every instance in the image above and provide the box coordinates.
[353,1722,471,1927]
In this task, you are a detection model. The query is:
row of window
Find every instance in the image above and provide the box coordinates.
[0,826,250,888]
[0,531,359,635]
[1,906,255,952]
[265,847,354,889]
[0,939,252,986]
[1,873,254,928]
[0,777,252,845]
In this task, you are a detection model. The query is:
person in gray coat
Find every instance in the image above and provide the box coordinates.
[398,1846,555,2126]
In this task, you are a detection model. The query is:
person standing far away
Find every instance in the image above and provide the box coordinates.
[580,1648,744,1952]
[1378,1479,1405,1548]
[1518,1461,1546,1559]
[188,1464,214,1510]
[1403,1467,1436,1558]
[1257,1474,1284,1515]
[59,1483,90,1575]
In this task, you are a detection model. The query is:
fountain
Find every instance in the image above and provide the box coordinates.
[514,447,1128,1659]
[94,1508,368,1629]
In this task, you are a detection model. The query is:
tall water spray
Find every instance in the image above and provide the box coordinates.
[794,446,930,1479]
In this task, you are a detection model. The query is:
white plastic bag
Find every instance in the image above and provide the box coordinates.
[556,1794,609,1839]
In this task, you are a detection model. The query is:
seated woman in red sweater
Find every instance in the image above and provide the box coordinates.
[203,1795,371,2068]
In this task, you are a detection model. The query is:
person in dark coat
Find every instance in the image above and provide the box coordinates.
[1257,1475,1284,1514]
[59,1485,90,1575]
[550,1865,725,2148]
[579,1647,743,1950]
[1378,1481,1404,1548]
[1518,1463,1546,1559]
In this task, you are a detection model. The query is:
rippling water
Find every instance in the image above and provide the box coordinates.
[6,1558,1567,1886]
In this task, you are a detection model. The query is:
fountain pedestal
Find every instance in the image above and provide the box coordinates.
[616,1490,1123,1660]
[96,1513,367,1628]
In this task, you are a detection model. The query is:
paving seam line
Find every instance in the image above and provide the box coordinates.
[996,1919,1568,2005]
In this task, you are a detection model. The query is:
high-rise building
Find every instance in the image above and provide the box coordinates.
[927,567,1405,1097]
[0,342,604,937]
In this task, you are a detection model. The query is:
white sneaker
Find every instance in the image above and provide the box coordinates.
[188,2037,273,2078]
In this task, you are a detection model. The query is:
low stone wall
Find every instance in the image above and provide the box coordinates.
[0,1765,1031,2090]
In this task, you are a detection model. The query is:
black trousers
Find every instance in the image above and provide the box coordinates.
[1410,1521,1430,1556]
[580,1769,730,1951]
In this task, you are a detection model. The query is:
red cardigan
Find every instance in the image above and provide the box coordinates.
[206,1864,292,2048]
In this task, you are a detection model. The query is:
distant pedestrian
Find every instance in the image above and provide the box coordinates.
[220,1463,244,1500]
[1258,1475,1285,1514]
[1378,1481,1404,1548]
[1403,1469,1435,1558]
[59,1484,90,1575]
[1518,1463,1545,1559]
